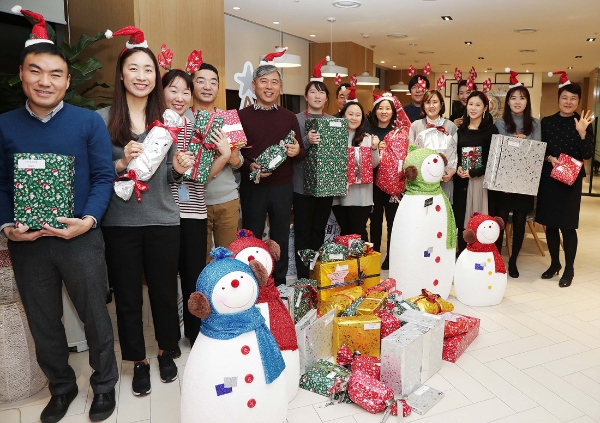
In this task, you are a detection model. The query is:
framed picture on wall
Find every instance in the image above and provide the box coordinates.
[486,83,510,122]
[495,72,534,87]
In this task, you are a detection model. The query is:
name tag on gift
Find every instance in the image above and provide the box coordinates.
[18,159,45,169]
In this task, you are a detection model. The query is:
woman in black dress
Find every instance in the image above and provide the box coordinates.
[536,81,594,287]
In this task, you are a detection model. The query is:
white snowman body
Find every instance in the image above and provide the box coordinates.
[234,245,300,402]
[389,153,455,299]
[181,269,287,423]
[454,220,507,306]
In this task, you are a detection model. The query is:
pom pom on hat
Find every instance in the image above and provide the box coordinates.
[209,246,234,261]
[13,5,53,47]
[505,68,522,88]
[108,26,148,49]
[104,29,113,39]
[11,5,22,13]
[548,71,571,88]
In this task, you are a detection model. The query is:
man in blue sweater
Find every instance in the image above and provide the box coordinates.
[0,16,118,423]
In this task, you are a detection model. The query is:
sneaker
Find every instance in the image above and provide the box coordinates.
[89,388,116,421]
[157,351,178,383]
[132,362,151,396]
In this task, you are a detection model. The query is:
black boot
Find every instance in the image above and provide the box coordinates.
[559,268,574,288]
[508,257,519,279]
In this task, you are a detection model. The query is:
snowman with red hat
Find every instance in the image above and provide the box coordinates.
[228,229,299,401]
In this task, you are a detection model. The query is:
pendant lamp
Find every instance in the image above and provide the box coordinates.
[271,0,301,68]
[320,17,348,77]
[356,45,379,86]
[390,66,409,92]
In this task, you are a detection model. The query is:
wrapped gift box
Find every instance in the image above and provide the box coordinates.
[13,153,75,229]
[380,324,423,396]
[249,130,295,183]
[375,309,402,339]
[347,146,373,185]
[311,252,381,302]
[356,292,387,316]
[296,309,336,374]
[318,286,363,317]
[214,109,247,149]
[303,117,348,197]
[442,318,480,362]
[406,289,454,314]
[461,146,483,171]
[333,315,381,358]
[318,242,349,263]
[348,371,393,414]
[185,110,224,183]
[398,309,445,383]
[340,297,364,317]
[376,127,410,199]
[334,234,361,247]
[351,355,381,380]
[365,278,398,297]
[441,312,480,338]
[299,359,352,403]
[550,153,583,186]
[289,279,318,323]
[483,134,546,195]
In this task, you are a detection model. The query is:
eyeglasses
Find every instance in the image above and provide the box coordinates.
[194,78,218,87]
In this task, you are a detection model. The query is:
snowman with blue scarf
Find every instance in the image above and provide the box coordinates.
[181,247,287,423]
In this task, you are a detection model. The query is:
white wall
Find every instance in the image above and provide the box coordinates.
[0,0,65,24]
[225,14,309,96]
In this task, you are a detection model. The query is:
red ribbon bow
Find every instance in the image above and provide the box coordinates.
[115,169,149,203]
[147,120,182,144]
[416,289,442,313]
[292,283,318,310]
[426,122,449,136]
[464,148,481,169]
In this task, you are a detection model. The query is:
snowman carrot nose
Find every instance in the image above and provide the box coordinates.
[433,158,438,163]
[248,255,255,261]
[231,279,240,288]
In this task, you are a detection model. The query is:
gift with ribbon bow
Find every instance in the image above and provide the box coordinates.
[289,278,318,323]
[297,249,320,270]
[317,286,364,317]
[407,64,416,77]
[214,109,247,149]
[461,146,483,171]
[454,67,463,82]
[185,109,224,183]
[406,289,454,314]
[440,312,480,338]
[299,359,352,403]
[250,130,296,183]
[442,313,480,362]
[375,127,410,201]
[385,293,420,316]
[365,278,398,296]
[356,291,388,316]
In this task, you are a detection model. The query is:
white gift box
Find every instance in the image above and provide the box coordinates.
[380,324,423,396]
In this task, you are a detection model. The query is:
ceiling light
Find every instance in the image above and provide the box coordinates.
[273,21,279,25]
[445,70,448,73]
[310,34,316,37]
[409,43,418,47]
[487,68,492,70]
[387,33,408,39]
[391,82,409,92]
[418,51,434,54]
[478,57,484,59]
[568,66,573,69]
[321,18,348,77]
[380,61,385,64]
[271,46,302,67]
[356,46,380,86]
[519,49,536,53]
[232,6,240,10]
[515,28,537,34]
[575,55,582,58]
[332,0,361,7]
[484,70,487,73]
[441,16,452,20]
[464,41,472,45]
[393,66,397,68]
[587,38,596,42]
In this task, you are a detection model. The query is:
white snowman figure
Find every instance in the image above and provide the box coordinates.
[181,247,287,423]
[228,229,299,402]
[454,213,508,306]
[389,145,457,299]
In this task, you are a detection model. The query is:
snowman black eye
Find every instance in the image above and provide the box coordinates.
[240,275,244,278]
[222,287,225,290]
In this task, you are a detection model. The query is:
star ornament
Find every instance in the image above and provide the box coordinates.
[233,61,256,105]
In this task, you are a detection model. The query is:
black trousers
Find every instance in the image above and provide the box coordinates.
[103,225,181,361]
[293,193,334,279]
[8,230,118,395]
[370,183,399,256]
[240,179,293,285]
[332,205,372,241]
[178,218,207,345]
[489,207,528,260]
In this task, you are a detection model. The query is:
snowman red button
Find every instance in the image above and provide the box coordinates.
[245,374,254,383]
[241,345,250,355]
[247,399,256,408]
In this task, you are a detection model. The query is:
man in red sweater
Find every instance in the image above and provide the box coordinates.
[238,64,305,285]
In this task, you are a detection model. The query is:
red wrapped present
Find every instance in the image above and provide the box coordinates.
[392,399,412,418]
[214,109,247,149]
[351,355,381,380]
[376,127,410,200]
[442,319,480,362]
[375,309,402,339]
[347,146,373,185]
[365,278,398,296]
[334,234,361,248]
[550,153,583,186]
[336,344,354,366]
[348,371,394,414]
[441,312,480,338]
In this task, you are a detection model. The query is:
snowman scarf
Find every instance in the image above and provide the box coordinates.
[200,305,285,384]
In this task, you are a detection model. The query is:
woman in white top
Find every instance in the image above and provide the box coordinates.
[409,90,458,202]
[332,101,381,240]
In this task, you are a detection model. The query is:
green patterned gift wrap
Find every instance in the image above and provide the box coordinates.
[303,118,348,197]
[289,279,318,323]
[299,359,353,403]
[249,130,296,183]
[13,153,75,229]
[185,110,225,183]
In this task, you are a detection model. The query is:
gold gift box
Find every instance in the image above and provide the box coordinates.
[356,291,388,316]
[406,290,454,314]
[333,315,382,358]
[311,252,381,302]
[317,286,363,317]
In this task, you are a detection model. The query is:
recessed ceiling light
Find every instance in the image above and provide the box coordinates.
[487,68,492,70]
[393,65,397,68]
[515,28,537,34]
[387,33,408,39]
[587,38,596,42]
[568,66,573,69]
[519,49,536,53]
[232,6,240,10]
[445,70,448,73]
[273,21,279,25]
[575,55,582,58]
[381,61,385,64]
[418,51,434,54]
[478,57,484,59]
[441,16,452,20]
[332,0,361,8]
[310,34,316,37]
[526,70,529,73]
[361,33,370,38]
[464,41,473,45]
[484,70,487,73]
[409,43,418,47]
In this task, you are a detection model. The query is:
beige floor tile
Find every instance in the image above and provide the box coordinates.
[565,416,599,423]
[353,411,391,423]
[504,340,590,370]
[408,398,515,423]
[543,350,600,377]
[563,372,600,403]
[467,329,522,351]
[495,307,572,343]
[473,308,538,337]
[149,370,181,423]
[525,312,600,348]
[582,366,600,384]
[488,406,562,423]
[116,365,150,423]
[288,387,331,410]
[313,400,366,422]
[492,291,552,308]
[510,294,579,313]
[0,409,20,423]
[469,335,554,363]
[403,388,473,420]
[0,387,50,411]
[438,360,494,403]
[286,404,328,423]
[423,373,455,392]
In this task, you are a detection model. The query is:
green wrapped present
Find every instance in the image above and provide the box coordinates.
[249,130,296,183]
[289,279,318,323]
[340,297,365,317]
[461,146,483,171]
[385,293,420,316]
[303,118,349,197]
[299,359,353,403]
[14,153,75,229]
[318,242,349,263]
[184,110,225,183]
[298,249,319,270]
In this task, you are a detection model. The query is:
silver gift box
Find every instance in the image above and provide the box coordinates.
[380,323,423,396]
[295,309,335,375]
[397,309,444,383]
[483,134,546,196]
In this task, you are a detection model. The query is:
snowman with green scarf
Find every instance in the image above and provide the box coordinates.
[389,145,457,299]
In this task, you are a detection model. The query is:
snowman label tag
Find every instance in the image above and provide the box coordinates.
[268,155,284,168]
[18,159,45,169]
[424,197,433,207]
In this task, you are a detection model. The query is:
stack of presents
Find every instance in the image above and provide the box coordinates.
[279,233,481,418]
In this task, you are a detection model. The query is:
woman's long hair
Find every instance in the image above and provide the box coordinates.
[459,91,494,131]
[367,99,397,129]
[340,102,366,146]
[502,86,533,136]
[107,47,167,147]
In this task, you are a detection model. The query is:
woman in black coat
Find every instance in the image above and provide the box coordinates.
[536,82,594,287]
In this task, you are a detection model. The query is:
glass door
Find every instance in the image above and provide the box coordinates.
[583,68,599,196]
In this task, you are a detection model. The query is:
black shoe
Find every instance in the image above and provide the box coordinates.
[508,258,519,279]
[381,256,389,270]
[40,386,78,423]
[559,269,574,288]
[132,362,151,396]
[541,263,562,279]
[158,351,178,383]
[89,388,116,421]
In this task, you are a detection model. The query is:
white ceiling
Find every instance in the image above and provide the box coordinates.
[224,0,600,83]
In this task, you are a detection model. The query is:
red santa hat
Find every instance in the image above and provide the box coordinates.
[373,92,394,107]
[548,71,571,88]
[505,68,522,89]
[227,229,276,276]
[259,48,287,65]
[12,5,53,47]
[105,26,148,49]
[310,56,329,82]
[344,86,358,103]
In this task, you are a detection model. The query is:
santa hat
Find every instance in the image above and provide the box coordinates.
[344,86,357,103]
[310,56,329,82]
[12,5,53,47]
[259,48,287,65]
[454,67,463,82]
[227,229,275,273]
[105,26,148,49]
[548,71,571,88]
[505,68,522,89]
[373,92,394,107]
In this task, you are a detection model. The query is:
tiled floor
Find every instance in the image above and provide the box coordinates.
[1,196,599,423]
